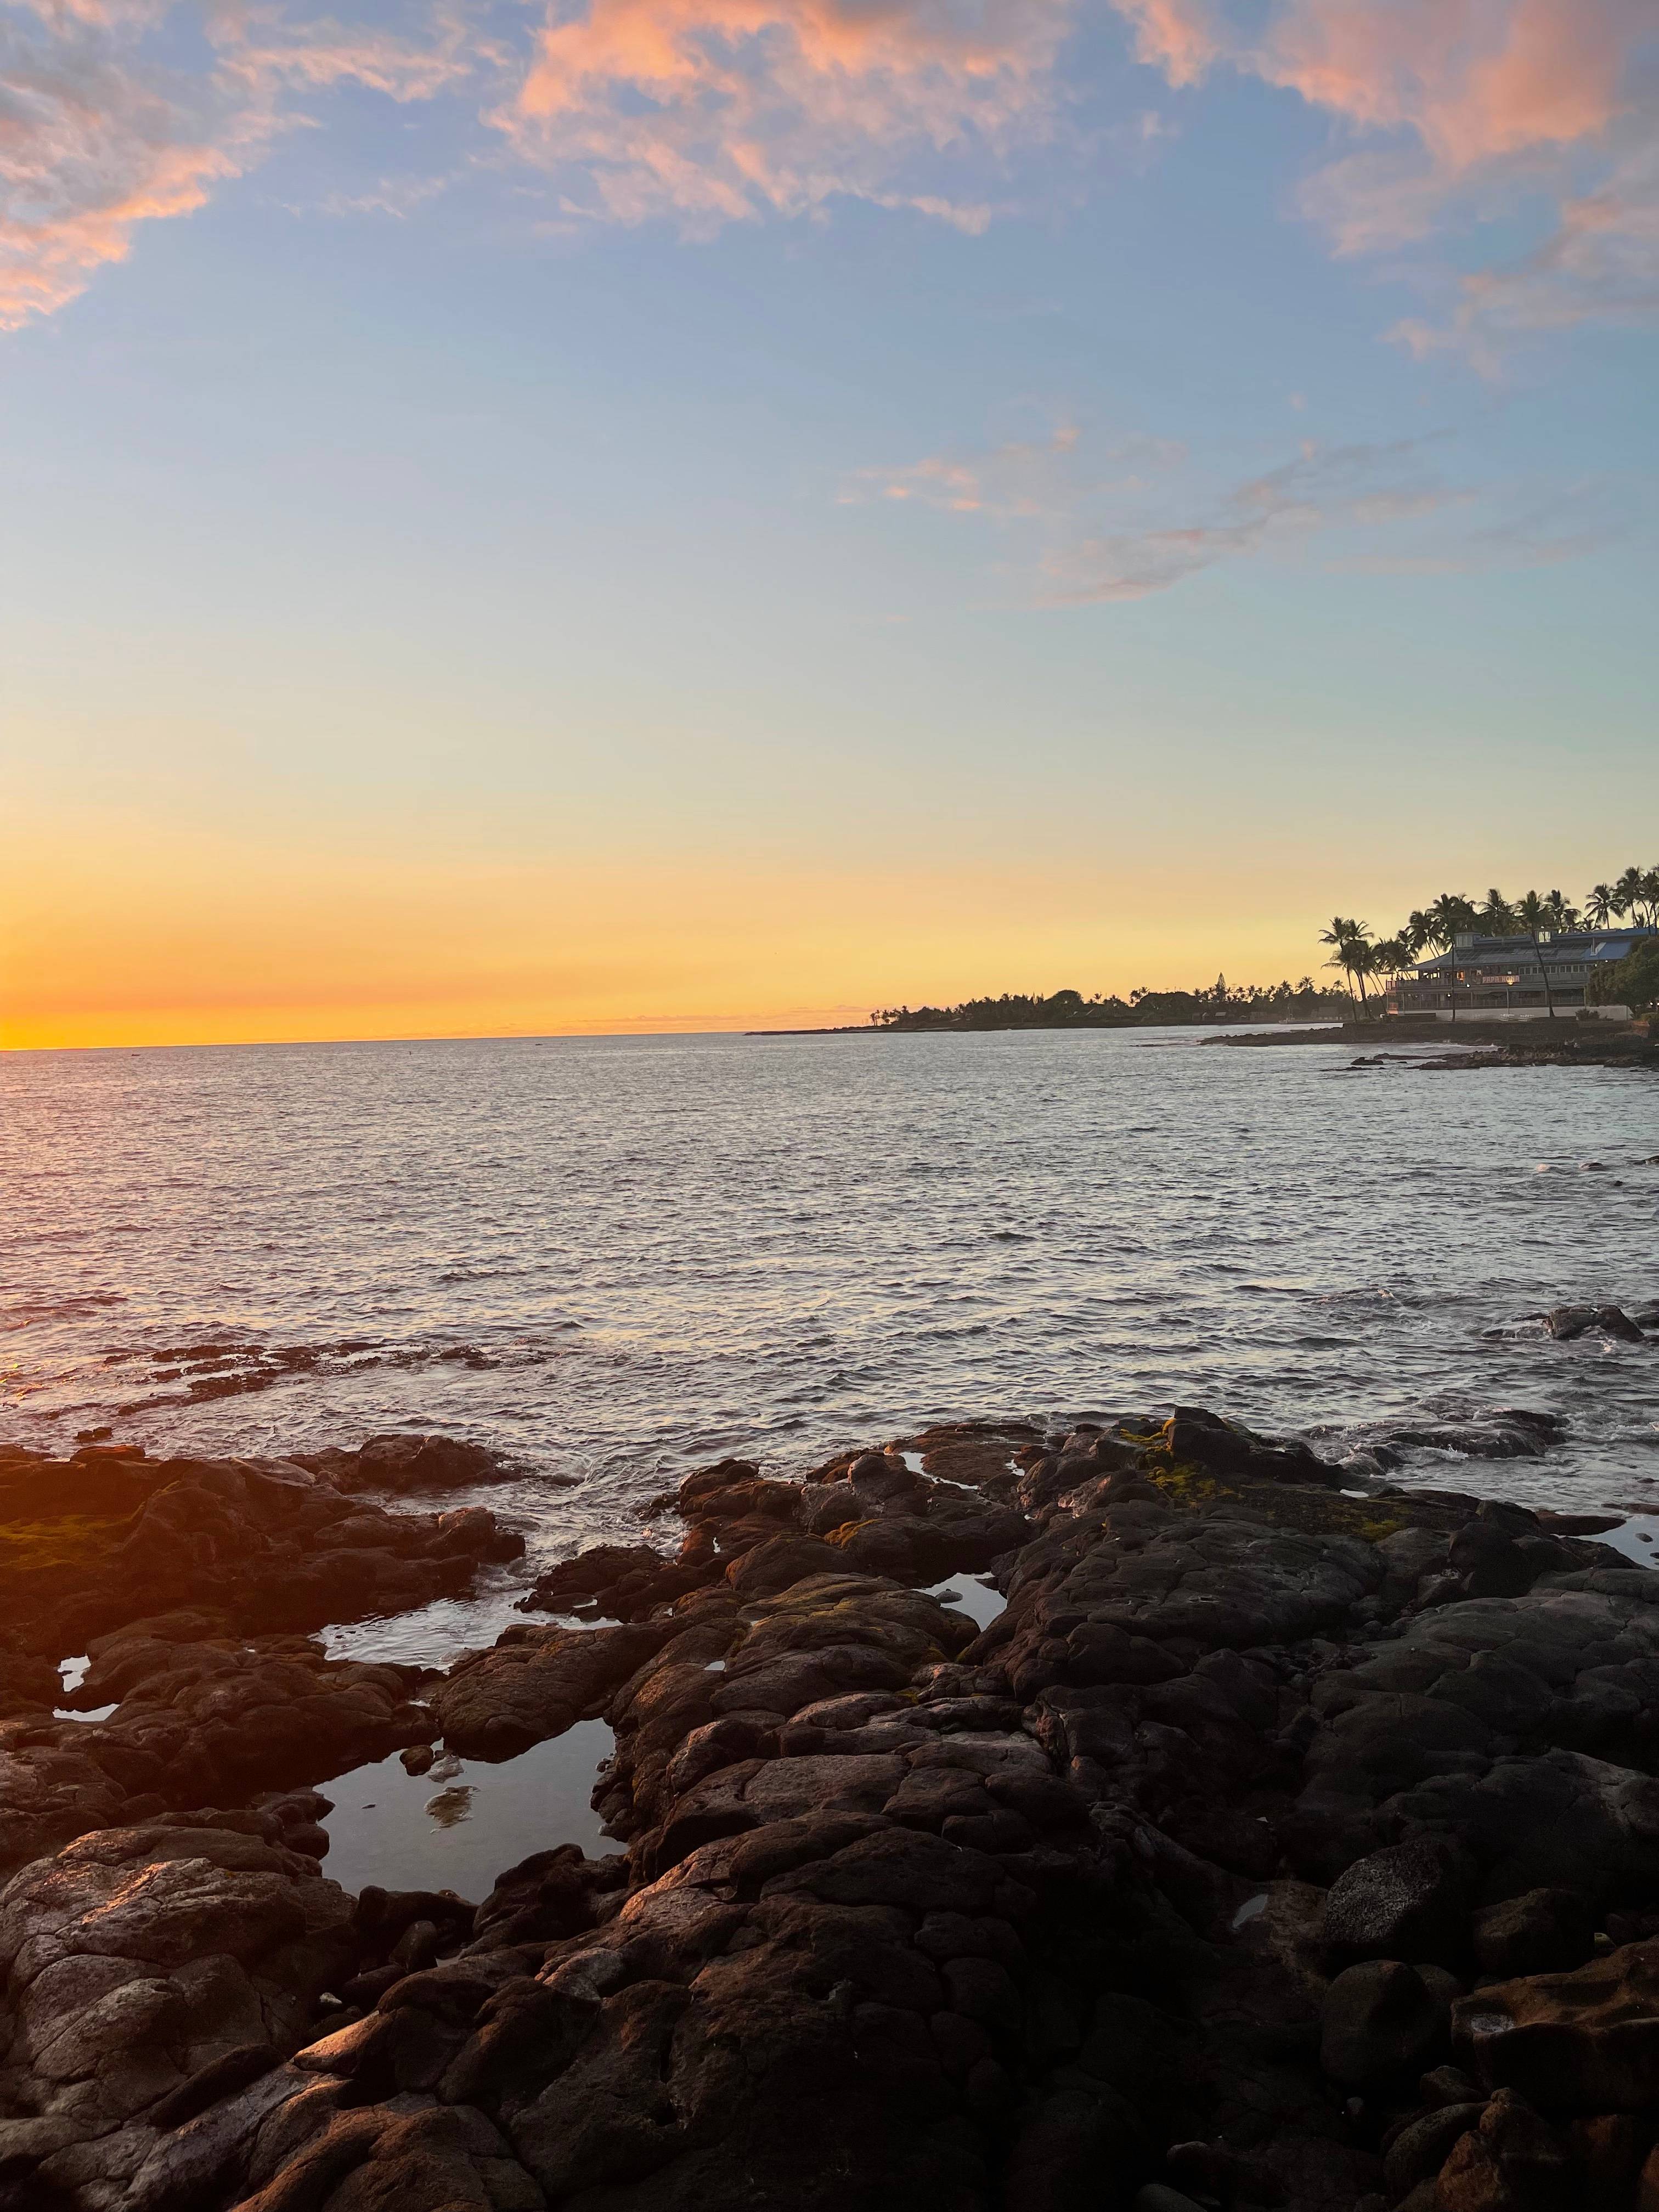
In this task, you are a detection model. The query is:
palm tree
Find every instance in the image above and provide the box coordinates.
[1319,917,1373,1015]
[1403,910,1435,956]
[1613,866,1647,921]
[1544,889,1581,934]
[1641,866,1659,926]
[1585,883,1615,928]
[1421,893,1476,1020]
[1425,892,1476,949]
[1480,887,1516,934]
[1515,889,1558,1018]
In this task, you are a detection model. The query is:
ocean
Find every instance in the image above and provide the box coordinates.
[11,1024,1657,1886]
[5,1025,1657,1577]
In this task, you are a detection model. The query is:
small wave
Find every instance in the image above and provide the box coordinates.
[2,1294,126,1331]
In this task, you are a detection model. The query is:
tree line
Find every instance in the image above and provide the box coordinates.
[868,979,1351,1031]
[1320,864,1659,1018]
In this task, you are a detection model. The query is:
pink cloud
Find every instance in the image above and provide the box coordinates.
[1108,0,1217,88]
[0,2,475,330]
[495,0,1071,229]
[1108,0,1657,351]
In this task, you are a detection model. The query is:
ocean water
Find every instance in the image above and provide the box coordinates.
[5,1029,1658,1599]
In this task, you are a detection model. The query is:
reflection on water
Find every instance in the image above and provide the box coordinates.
[319,1718,617,1900]
[5,1030,1658,1532]
[925,1576,1008,1630]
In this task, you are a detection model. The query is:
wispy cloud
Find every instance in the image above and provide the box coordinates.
[851,419,1618,599]
[2,0,1654,349]
[1109,0,1659,358]
[0,0,476,329]
[491,0,1073,234]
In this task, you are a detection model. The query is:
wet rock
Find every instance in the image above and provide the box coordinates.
[1544,1305,1646,1344]
[1371,1409,1564,1460]
[295,1432,511,1492]
[517,1541,706,1621]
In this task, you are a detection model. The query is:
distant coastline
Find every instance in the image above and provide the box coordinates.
[749,979,1348,1036]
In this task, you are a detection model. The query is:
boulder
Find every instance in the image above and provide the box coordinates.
[1323,1838,1473,1967]
[0,1822,357,2207]
[306,1434,511,1492]
[1432,2089,1571,2210]
[0,1449,523,1668]
[1321,1961,1446,2084]
[432,1622,673,1759]
[1471,1889,1596,1980]
[1544,1305,1646,1344]
[1454,1940,1659,2111]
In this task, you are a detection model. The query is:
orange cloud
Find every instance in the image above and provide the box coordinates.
[1108,0,1657,353]
[495,0,1070,229]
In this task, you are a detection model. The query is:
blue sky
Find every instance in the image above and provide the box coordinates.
[2,0,1655,1040]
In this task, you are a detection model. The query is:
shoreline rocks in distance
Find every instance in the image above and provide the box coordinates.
[7,1412,1659,2208]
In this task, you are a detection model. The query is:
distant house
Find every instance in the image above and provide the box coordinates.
[1391,925,1655,1018]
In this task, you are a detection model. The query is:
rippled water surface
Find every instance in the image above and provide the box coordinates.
[5,1030,1658,1559]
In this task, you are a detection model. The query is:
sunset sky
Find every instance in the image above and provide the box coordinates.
[2,0,1655,1046]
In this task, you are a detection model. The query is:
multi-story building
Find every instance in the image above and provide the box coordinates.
[1391,925,1654,1018]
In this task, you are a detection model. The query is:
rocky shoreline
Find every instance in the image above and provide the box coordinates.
[5,1414,1659,2211]
[1215,1020,1659,1074]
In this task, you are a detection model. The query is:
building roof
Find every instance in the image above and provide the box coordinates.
[1410,925,1656,977]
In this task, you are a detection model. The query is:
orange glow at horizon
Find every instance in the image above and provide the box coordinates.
[1,821,1340,1052]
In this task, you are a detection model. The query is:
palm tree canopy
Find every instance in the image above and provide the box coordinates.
[1584,884,1614,927]
[1614,866,1646,916]
[1480,888,1515,929]
[1426,893,1476,947]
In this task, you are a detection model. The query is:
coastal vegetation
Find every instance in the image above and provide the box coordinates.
[1592,934,1659,1016]
[868,977,1350,1031]
[1319,865,1659,1013]
[871,866,1658,1034]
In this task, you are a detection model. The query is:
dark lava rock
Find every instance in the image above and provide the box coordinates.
[1454,1940,1659,2111]
[1323,1837,1473,1967]
[1382,2101,1488,2200]
[294,1432,511,1492]
[7,1400,1656,2212]
[0,1622,435,1875]
[1544,1304,1647,1344]
[0,1819,357,2207]
[1434,2088,1571,2211]
[0,1448,522,1681]
[1472,1888,1596,1979]
[1320,1960,1447,2084]
[431,1620,674,1759]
